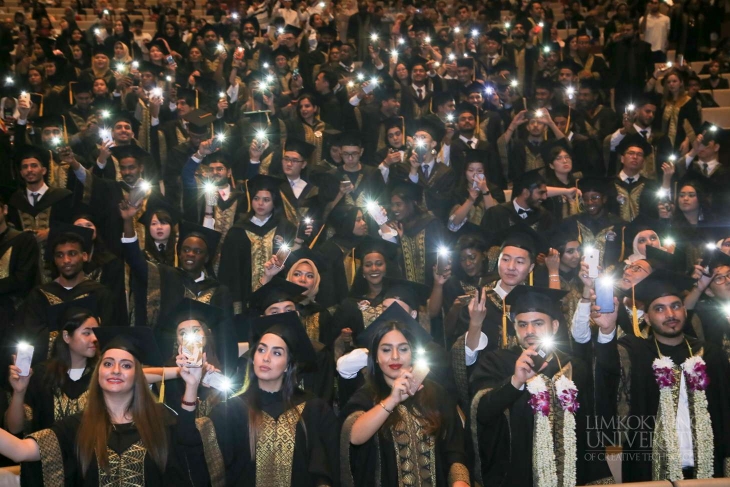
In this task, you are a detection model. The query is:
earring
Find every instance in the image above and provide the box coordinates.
[431,148,437,155]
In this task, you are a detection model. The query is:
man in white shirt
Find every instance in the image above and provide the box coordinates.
[639,0,670,63]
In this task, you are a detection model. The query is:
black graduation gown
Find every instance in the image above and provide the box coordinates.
[332,165,385,211]
[122,242,236,367]
[315,236,365,309]
[607,175,660,222]
[469,347,613,486]
[389,162,457,223]
[0,228,39,327]
[694,298,730,359]
[84,246,126,324]
[15,280,119,364]
[21,407,207,486]
[20,362,93,434]
[217,216,296,315]
[480,201,555,245]
[279,181,327,243]
[594,334,730,482]
[560,212,624,271]
[204,388,339,487]
[339,382,471,487]
[395,212,447,290]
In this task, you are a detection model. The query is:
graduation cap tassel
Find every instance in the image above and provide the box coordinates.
[349,247,356,287]
[308,222,326,249]
[566,106,572,135]
[529,270,533,286]
[244,180,251,213]
[158,371,166,404]
[577,223,582,244]
[502,297,508,348]
[631,284,641,338]
[195,89,199,109]
[61,115,68,144]
[619,226,626,262]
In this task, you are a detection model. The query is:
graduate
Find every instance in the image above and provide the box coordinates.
[6,297,98,436]
[326,132,385,212]
[0,327,210,486]
[218,174,297,315]
[199,311,340,486]
[278,138,329,234]
[120,201,233,328]
[469,286,614,486]
[590,270,730,481]
[340,303,471,487]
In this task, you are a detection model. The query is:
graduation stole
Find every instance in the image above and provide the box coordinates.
[662,94,693,147]
[302,120,326,167]
[525,144,545,172]
[525,362,579,487]
[614,181,645,222]
[400,229,426,284]
[343,173,366,207]
[576,222,614,266]
[651,340,714,480]
[573,54,594,78]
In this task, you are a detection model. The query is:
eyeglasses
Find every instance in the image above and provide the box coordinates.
[341,152,360,159]
[282,157,305,164]
[554,155,572,161]
[713,273,730,285]
[625,151,645,158]
[582,194,602,202]
[626,264,649,273]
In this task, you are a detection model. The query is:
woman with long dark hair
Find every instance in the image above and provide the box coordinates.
[340,306,470,487]
[651,69,701,153]
[542,144,579,222]
[200,311,339,485]
[672,179,716,268]
[0,327,209,486]
[5,300,98,436]
[285,94,333,167]
[448,154,503,237]
[153,21,190,62]
[139,203,180,266]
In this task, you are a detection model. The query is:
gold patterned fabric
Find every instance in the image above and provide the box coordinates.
[469,388,495,487]
[302,313,321,342]
[27,428,64,487]
[467,204,485,226]
[401,230,427,284]
[525,147,544,172]
[246,229,276,292]
[302,121,326,167]
[98,440,146,487]
[196,417,226,487]
[614,182,645,222]
[39,289,64,306]
[661,95,691,147]
[391,405,437,487]
[48,161,69,190]
[53,390,89,422]
[362,303,385,328]
[448,463,470,486]
[212,201,238,273]
[0,245,11,279]
[577,223,615,266]
[20,208,53,282]
[255,403,305,487]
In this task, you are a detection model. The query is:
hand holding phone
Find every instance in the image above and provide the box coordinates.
[584,247,600,278]
[595,277,615,314]
[15,343,34,377]
[275,245,292,267]
[202,370,230,391]
[181,334,203,367]
[407,360,430,395]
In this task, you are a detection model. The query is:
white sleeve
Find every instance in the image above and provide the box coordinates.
[336,348,369,379]
[447,213,467,233]
[151,116,159,126]
[378,163,390,183]
[464,331,488,366]
[440,144,451,166]
[597,329,617,344]
[121,233,138,243]
[571,301,592,344]
[349,94,362,106]
[378,227,398,243]
[73,165,87,184]
[227,83,240,103]
[609,129,625,152]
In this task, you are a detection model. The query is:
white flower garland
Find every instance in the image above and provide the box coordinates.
[527,374,579,487]
[681,356,714,479]
[652,354,714,480]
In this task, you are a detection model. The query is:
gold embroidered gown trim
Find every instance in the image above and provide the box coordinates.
[391,405,437,487]
[246,228,276,292]
[196,417,226,487]
[98,440,146,487]
[401,230,427,284]
[53,389,89,422]
[302,313,321,342]
[0,245,11,279]
[255,403,306,487]
[27,428,64,487]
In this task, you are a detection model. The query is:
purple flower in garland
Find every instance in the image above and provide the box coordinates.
[652,357,677,389]
[558,388,580,413]
[682,356,710,392]
[528,390,551,416]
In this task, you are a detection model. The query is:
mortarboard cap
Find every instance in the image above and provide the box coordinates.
[283,24,303,37]
[165,298,223,330]
[486,28,505,43]
[46,221,94,260]
[354,236,399,262]
[708,248,730,271]
[577,176,610,195]
[93,327,164,366]
[178,221,222,255]
[71,81,93,95]
[14,146,51,168]
[389,180,423,203]
[413,116,446,142]
[243,110,272,127]
[183,109,216,135]
[579,78,602,93]
[558,59,581,74]
[498,224,546,257]
[249,311,317,365]
[698,121,727,145]
[633,269,694,308]
[384,117,405,132]
[148,38,170,55]
[322,128,343,147]
[137,60,163,77]
[409,55,430,70]
[617,133,652,156]
[644,245,686,273]
[357,302,432,349]
[455,102,477,118]
[46,295,99,332]
[512,168,546,195]
[549,224,580,250]
[110,144,150,162]
[463,149,489,164]
[338,131,362,148]
[285,138,315,159]
[505,285,568,321]
[138,197,182,227]
[317,24,338,39]
[92,45,112,58]
[456,56,475,69]
[248,278,307,313]
[247,174,284,196]
[383,278,430,310]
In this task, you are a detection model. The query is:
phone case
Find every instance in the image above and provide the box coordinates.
[596,279,615,313]
[202,371,228,391]
[16,345,34,377]
[182,334,203,367]
[409,363,430,395]
[585,249,600,278]
[275,246,292,266]
[367,204,388,226]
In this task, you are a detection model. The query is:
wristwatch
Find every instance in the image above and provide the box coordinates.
[481,190,490,196]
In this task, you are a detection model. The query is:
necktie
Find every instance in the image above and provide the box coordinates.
[626,177,634,184]
[290,180,296,187]
[422,165,430,180]
[31,193,39,206]
[468,140,475,149]
[640,130,648,139]
[703,162,709,176]
[518,208,532,218]
[417,88,423,100]
[159,243,165,253]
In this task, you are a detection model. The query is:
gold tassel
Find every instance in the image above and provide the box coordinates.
[308,222,326,248]
[349,248,356,287]
[566,106,571,134]
[631,285,640,337]
[577,223,582,244]
[158,369,165,403]
[529,271,533,286]
[195,89,199,109]
[61,115,68,144]
[619,226,626,262]
[502,297,508,348]
[244,179,251,212]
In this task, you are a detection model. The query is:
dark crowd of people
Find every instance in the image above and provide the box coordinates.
[0,0,729,484]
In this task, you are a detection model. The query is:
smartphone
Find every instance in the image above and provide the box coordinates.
[362,81,376,94]
[100,128,113,145]
[202,370,230,391]
[677,54,684,67]
[414,144,428,164]
[437,252,448,275]
[340,180,353,192]
[166,54,175,65]
[367,203,388,225]
[292,68,300,79]
[530,340,551,372]
[19,92,30,105]
[296,217,312,239]
[234,47,244,60]
[182,333,203,367]
[15,344,34,377]
[595,277,615,313]
[275,245,291,266]
[585,247,600,279]
[408,361,430,395]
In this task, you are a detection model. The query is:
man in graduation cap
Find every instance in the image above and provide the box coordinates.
[16,226,120,363]
[246,280,335,401]
[678,123,730,213]
[232,110,283,180]
[572,30,607,82]
[88,112,155,182]
[156,85,197,168]
[574,78,619,145]
[498,107,565,183]
[375,117,407,183]
[277,138,328,231]
[121,202,233,328]
[182,151,246,272]
[0,191,39,326]
[469,285,614,487]
[502,20,540,93]
[483,29,513,78]
[591,269,730,481]
[449,102,502,182]
[358,87,401,166]
[399,56,439,121]
[481,167,553,235]
[240,18,273,72]
[6,147,77,281]
[608,132,667,222]
[64,82,99,148]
